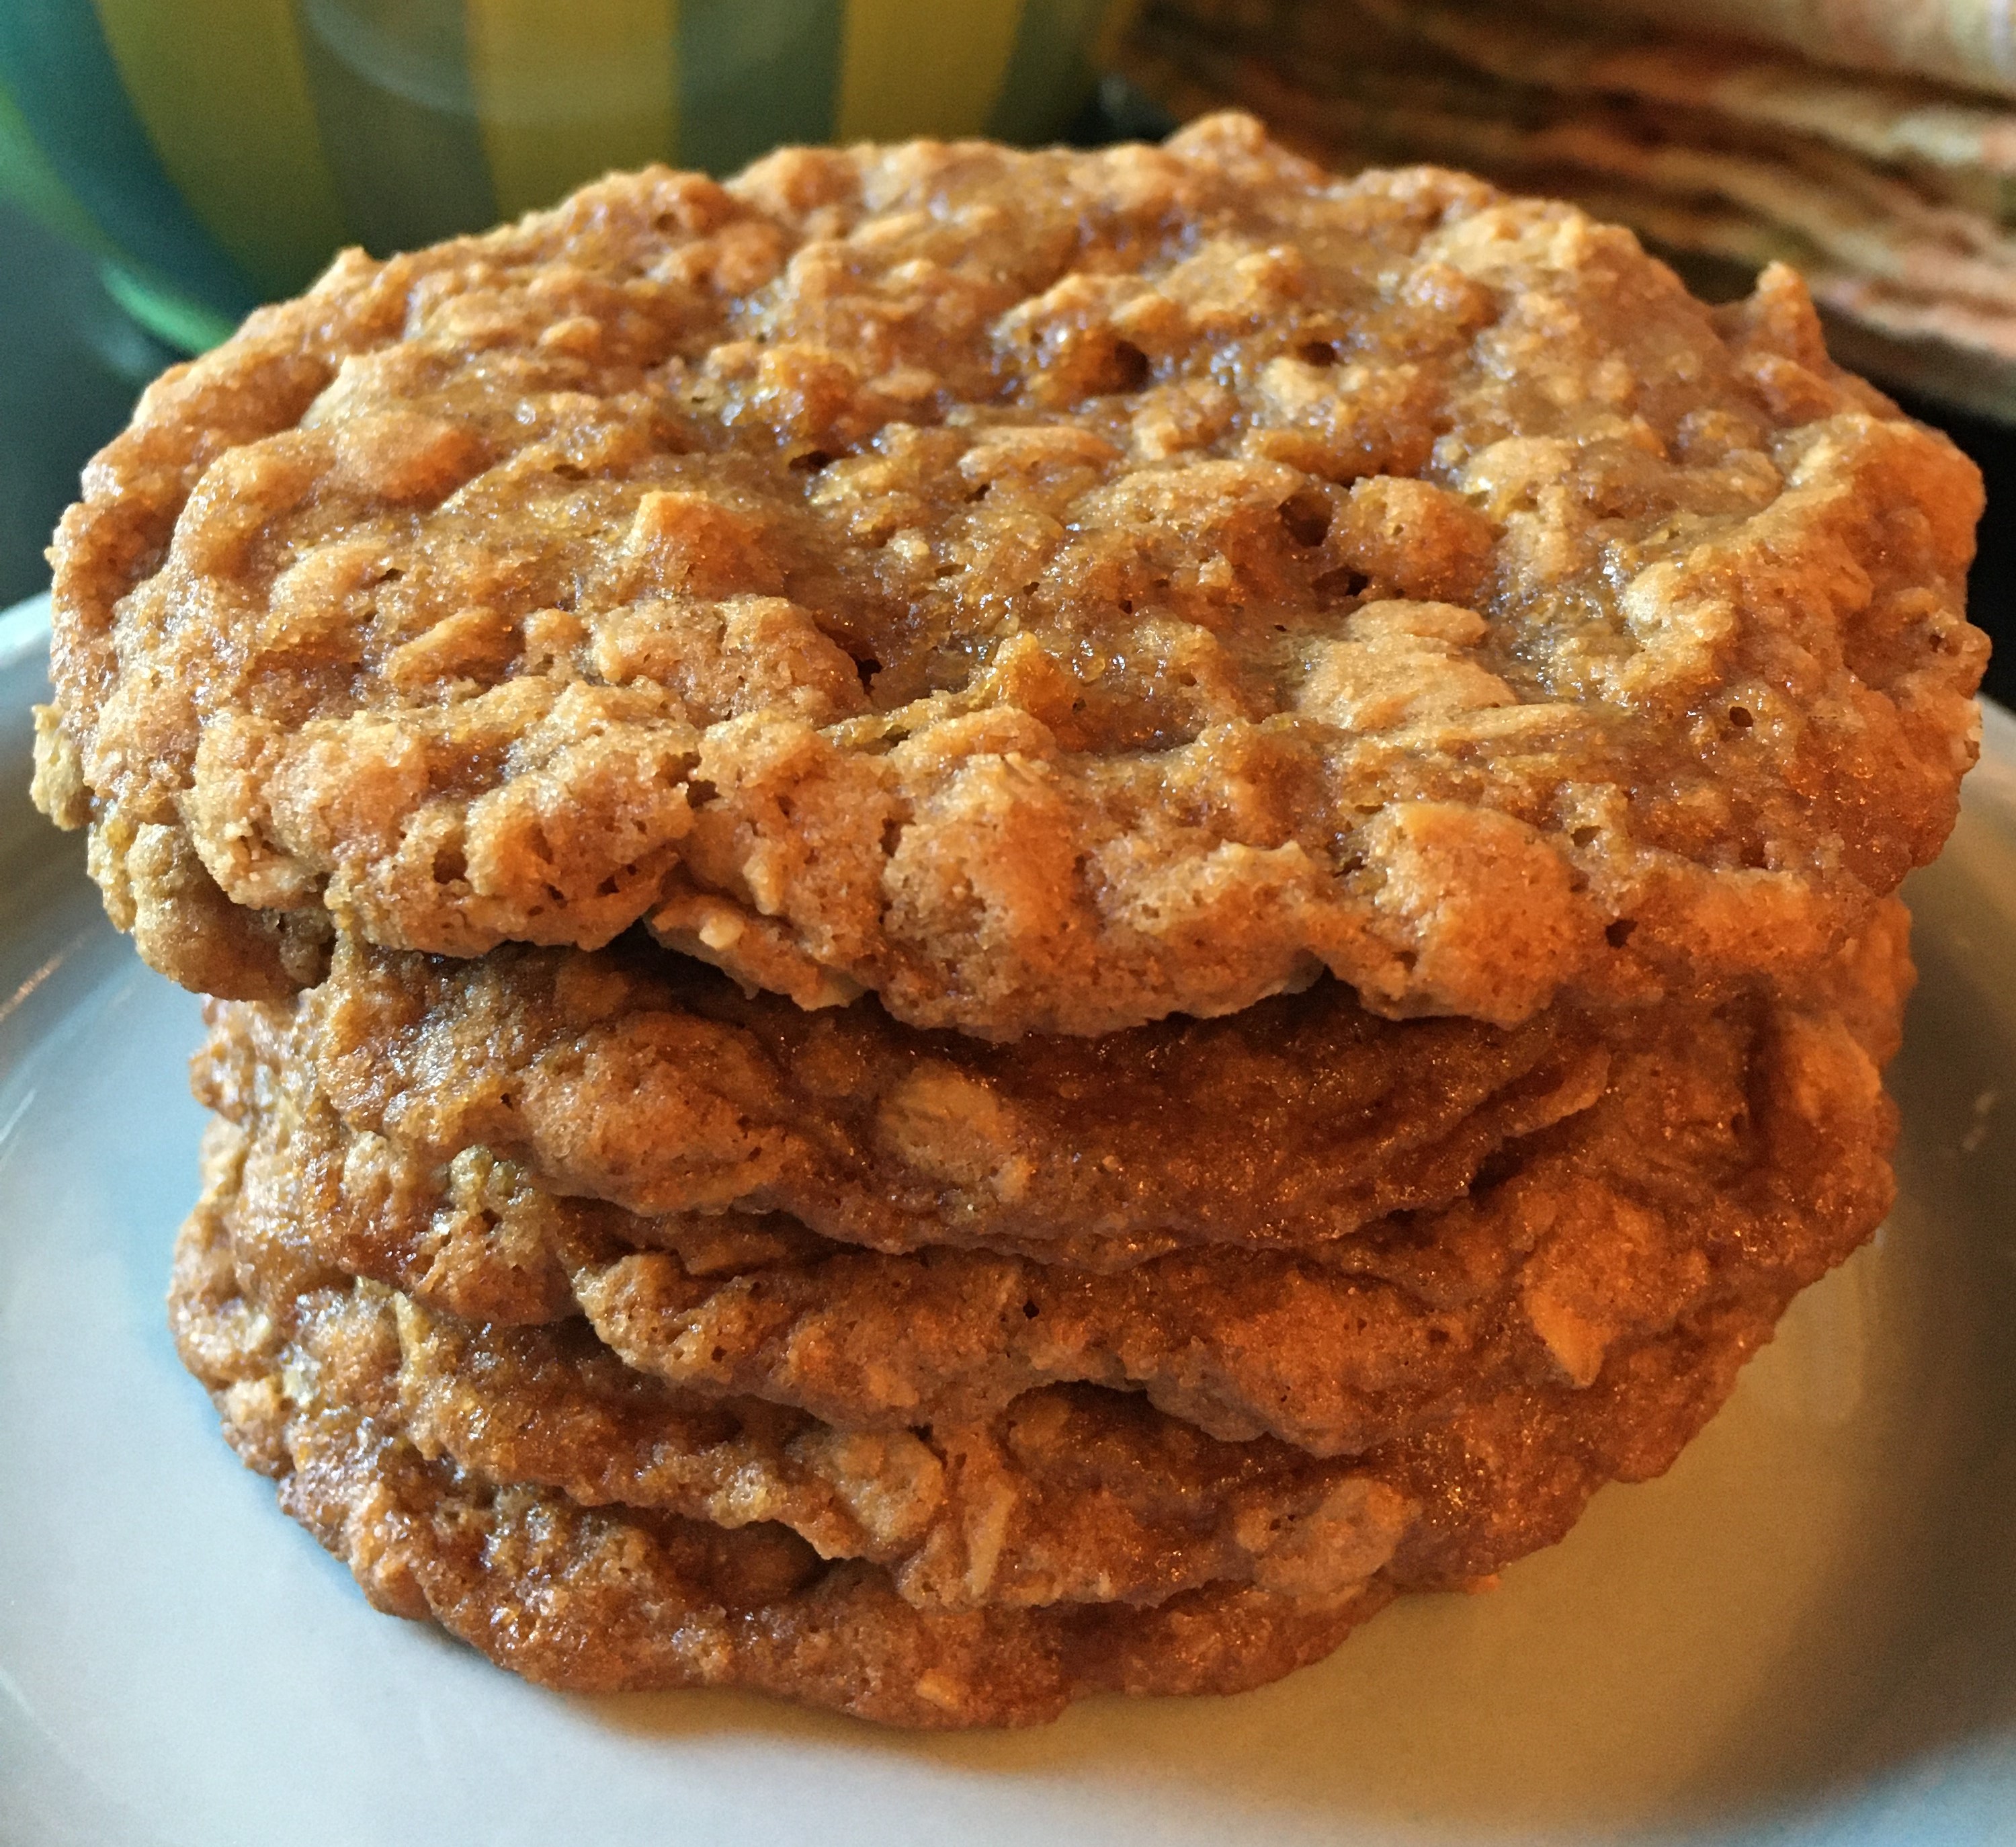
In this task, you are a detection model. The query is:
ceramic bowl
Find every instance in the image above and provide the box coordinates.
[0,0,1132,349]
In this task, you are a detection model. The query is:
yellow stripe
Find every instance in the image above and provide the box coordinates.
[837,0,1028,142]
[463,0,679,217]
[90,0,348,297]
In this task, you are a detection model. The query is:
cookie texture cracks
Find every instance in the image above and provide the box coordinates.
[36,114,1985,1032]
[193,902,1907,1454]
[202,933,1622,1265]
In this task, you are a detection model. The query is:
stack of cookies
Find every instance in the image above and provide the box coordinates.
[32,116,1985,1727]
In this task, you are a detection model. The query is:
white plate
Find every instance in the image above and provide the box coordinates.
[3,590,2013,1847]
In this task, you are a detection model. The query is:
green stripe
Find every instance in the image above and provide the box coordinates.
[464,0,680,216]
[292,0,497,256]
[0,6,257,315]
[101,263,243,352]
[93,0,349,296]
[988,0,1117,145]
[1,73,237,350]
[678,0,841,175]
[0,73,114,253]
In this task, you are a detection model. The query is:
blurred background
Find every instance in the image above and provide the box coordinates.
[1,0,2009,700]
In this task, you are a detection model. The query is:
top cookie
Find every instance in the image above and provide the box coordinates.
[34,113,1985,1035]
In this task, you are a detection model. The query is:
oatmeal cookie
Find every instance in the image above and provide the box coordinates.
[171,1196,1394,1724]
[198,902,1906,1452]
[171,1151,1802,1721]
[196,934,1630,1265]
[38,116,1982,1032]
[201,900,1904,1263]
[194,1104,1421,1614]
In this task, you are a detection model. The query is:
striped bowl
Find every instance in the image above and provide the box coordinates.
[0,0,1134,350]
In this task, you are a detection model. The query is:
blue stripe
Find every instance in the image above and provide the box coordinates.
[0,5,259,319]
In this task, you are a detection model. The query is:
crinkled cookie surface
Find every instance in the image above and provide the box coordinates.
[196,900,1907,1452]
[38,113,1984,1033]
[199,897,1906,1268]
[202,932,1611,1264]
[173,1125,1806,1722]
[172,1192,1396,1725]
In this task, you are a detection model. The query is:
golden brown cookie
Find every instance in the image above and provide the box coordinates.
[39,116,1983,1034]
[170,1196,1395,1724]
[196,932,1646,1268]
[171,1135,1816,1722]
[177,890,1901,1622]
[193,1106,1423,1614]
[196,901,1906,1453]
